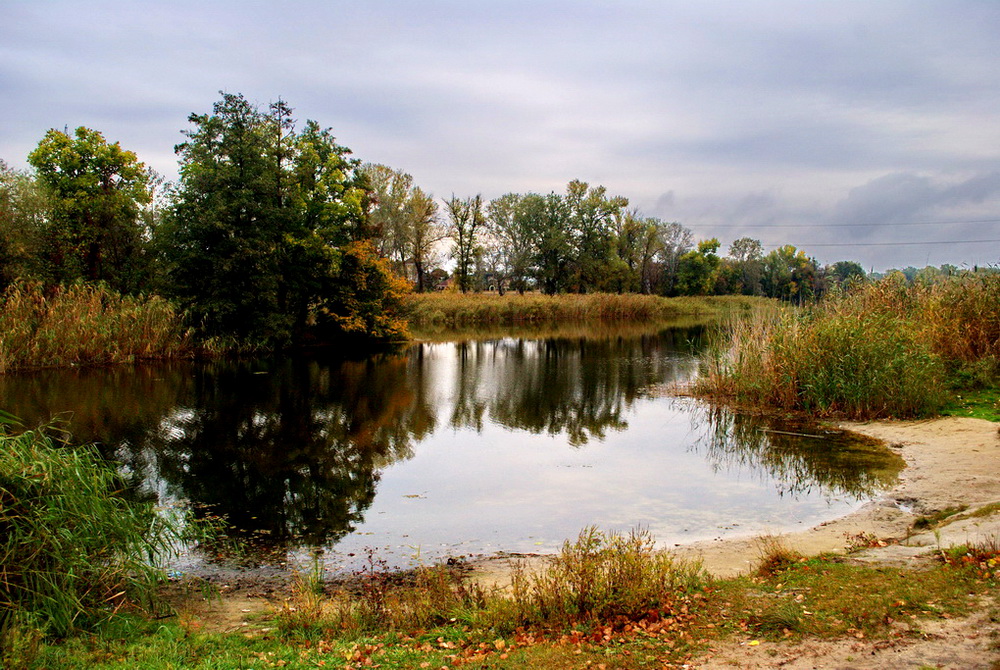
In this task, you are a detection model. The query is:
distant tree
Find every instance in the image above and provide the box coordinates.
[27,127,153,292]
[445,195,485,293]
[362,164,445,292]
[563,180,629,293]
[525,193,571,294]
[484,193,538,294]
[728,237,764,295]
[762,245,820,303]
[0,161,49,289]
[828,260,866,286]
[654,222,693,296]
[676,238,722,295]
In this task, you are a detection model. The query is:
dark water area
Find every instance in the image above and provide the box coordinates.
[0,325,902,574]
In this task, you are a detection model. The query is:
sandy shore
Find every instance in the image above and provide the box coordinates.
[469,416,1000,585]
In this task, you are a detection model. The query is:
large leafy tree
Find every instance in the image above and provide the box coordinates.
[27,127,152,292]
[160,93,389,346]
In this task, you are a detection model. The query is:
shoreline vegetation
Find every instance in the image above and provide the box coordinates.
[699,271,1000,420]
[0,284,762,373]
[403,291,762,328]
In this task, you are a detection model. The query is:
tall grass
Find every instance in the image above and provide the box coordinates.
[404,291,760,326]
[702,272,999,418]
[0,418,183,642]
[0,282,190,372]
[275,527,704,637]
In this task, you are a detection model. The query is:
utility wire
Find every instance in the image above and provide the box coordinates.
[686,218,1000,229]
[763,239,1000,248]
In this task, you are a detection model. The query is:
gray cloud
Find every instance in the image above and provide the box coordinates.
[2,0,999,270]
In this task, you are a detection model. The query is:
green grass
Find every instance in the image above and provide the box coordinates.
[941,387,1000,422]
[0,416,197,661]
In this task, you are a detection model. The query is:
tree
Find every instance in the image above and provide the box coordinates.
[828,260,866,286]
[676,238,722,295]
[525,193,571,294]
[728,237,764,295]
[654,222,693,296]
[27,127,153,292]
[362,164,445,292]
[445,195,485,293]
[563,180,629,293]
[160,93,387,346]
[0,161,49,290]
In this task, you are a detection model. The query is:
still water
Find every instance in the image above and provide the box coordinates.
[0,325,902,573]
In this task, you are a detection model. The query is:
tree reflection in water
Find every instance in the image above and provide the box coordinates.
[692,404,903,498]
[0,325,901,566]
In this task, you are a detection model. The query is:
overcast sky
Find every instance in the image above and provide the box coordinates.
[3,1,999,271]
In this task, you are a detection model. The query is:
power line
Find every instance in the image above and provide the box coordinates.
[695,221,1000,228]
[764,239,1000,248]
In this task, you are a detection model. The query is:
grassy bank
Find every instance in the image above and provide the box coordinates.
[0,282,190,372]
[701,272,1000,419]
[10,529,1000,669]
[403,291,763,327]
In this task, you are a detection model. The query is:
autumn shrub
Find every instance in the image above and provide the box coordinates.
[0,281,189,372]
[505,527,704,628]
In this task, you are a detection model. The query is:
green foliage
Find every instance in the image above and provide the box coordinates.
[0,281,189,372]
[160,93,381,347]
[0,425,180,642]
[27,127,153,293]
[0,161,50,291]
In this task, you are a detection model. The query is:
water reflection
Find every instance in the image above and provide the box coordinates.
[0,326,901,568]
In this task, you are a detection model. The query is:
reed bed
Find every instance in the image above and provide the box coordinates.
[0,282,190,372]
[404,291,759,326]
[702,272,999,419]
[0,420,180,641]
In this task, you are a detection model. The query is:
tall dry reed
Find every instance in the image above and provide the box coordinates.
[702,272,998,418]
[404,291,758,326]
[0,282,190,373]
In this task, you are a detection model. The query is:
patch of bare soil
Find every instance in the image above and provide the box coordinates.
[693,596,999,670]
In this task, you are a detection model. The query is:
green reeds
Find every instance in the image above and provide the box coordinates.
[0,419,181,641]
[0,282,190,372]
[701,272,999,419]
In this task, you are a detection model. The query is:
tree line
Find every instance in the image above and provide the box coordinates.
[0,92,985,347]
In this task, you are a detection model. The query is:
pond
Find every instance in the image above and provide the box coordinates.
[0,323,902,575]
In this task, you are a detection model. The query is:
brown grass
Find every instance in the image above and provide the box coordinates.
[0,282,190,372]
